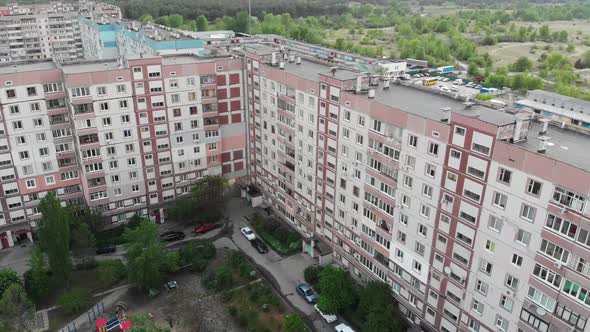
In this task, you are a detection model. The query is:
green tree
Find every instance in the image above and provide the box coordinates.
[38,192,71,284]
[124,220,169,290]
[510,56,533,72]
[234,11,251,34]
[96,259,126,288]
[357,281,403,332]
[138,14,153,24]
[0,269,20,296]
[0,284,35,331]
[167,14,184,28]
[317,266,355,314]
[127,313,170,332]
[284,313,306,332]
[511,74,527,90]
[70,222,96,268]
[468,63,481,77]
[58,288,91,314]
[539,24,550,41]
[196,15,208,32]
[24,247,49,303]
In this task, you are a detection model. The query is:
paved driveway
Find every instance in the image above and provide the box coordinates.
[223,198,335,332]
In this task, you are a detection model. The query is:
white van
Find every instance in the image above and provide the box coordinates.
[315,304,337,323]
[335,323,355,332]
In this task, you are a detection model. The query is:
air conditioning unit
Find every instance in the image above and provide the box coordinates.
[353,252,360,260]
[554,261,563,269]
[560,206,567,214]
[506,290,513,296]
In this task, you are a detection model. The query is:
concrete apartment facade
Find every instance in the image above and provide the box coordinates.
[242,42,590,332]
[0,54,246,248]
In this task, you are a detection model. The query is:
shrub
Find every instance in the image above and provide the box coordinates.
[190,258,209,273]
[476,94,494,101]
[228,305,238,316]
[96,259,126,287]
[304,265,324,286]
[215,267,233,291]
[58,288,92,314]
[284,314,306,332]
[202,272,217,289]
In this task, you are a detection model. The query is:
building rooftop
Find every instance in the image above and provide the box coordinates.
[529,89,590,110]
[282,58,360,82]
[0,61,57,74]
[515,121,590,172]
[61,60,122,74]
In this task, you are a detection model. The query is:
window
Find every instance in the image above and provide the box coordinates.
[102,117,112,126]
[405,155,415,169]
[527,179,542,196]
[30,102,40,112]
[512,253,523,267]
[357,116,365,127]
[420,205,430,218]
[546,214,578,239]
[485,240,496,252]
[520,203,537,222]
[117,84,126,93]
[472,142,490,155]
[499,295,514,312]
[39,147,49,157]
[121,115,130,123]
[45,175,55,185]
[403,175,413,188]
[422,184,433,198]
[468,320,480,332]
[16,136,26,145]
[552,186,585,212]
[527,286,556,312]
[554,303,587,330]
[532,263,562,288]
[27,87,37,96]
[97,86,106,96]
[408,134,417,148]
[516,229,531,246]
[428,142,439,156]
[505,274,519,289]
[9,105,19,114]
[497,167,512,184]
[33,118,43,127]
[71,87,90,97]
[418,224,427,237]
[480,259,493,274]
[492,192,507,209]
[413,260,422,273]
[488,215,503,232]
[562,279,590,306]
[472,299,484,315]
[495,315,508,331]
[539,239,569,263]
[520,308,550,332]
[19,151,30,160]
[425,163,436,178]
[415,242,425,256]
[476,279,488,295]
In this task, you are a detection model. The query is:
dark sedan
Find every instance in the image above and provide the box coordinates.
[250,238,268,254]
[194,223,221,234]
[160,231,186,243]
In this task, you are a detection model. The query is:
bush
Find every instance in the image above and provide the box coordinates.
[191,258,209,273]
[304,265,324,286]
[476,94,494,101]
[202,271,217,289]
[179,241,216,272]
[228,305,238,316]
[96,259,126,288]
[58,288,92,314]
[215,267,233,291]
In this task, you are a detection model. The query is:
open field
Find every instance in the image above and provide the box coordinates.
[514,20,590,39]
[479,41,588,67]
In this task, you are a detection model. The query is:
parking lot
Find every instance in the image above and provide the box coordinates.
[407,74,484,100]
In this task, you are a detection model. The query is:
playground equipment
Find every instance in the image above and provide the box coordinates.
[95,302,132,332]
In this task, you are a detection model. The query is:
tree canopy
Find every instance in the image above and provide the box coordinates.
[317,266,355,314]
[38,192,72,284]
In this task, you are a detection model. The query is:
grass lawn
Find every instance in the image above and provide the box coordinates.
[224,281,288,332]
[252,215,301,256]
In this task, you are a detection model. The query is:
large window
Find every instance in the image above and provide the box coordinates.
[539,239,570,263]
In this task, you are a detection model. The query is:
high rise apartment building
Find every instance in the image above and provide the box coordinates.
[243,43,590,332]
[0,25,589,332]
[0,54,246,247]
[0,11,83,63]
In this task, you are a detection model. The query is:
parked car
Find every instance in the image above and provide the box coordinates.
[335,323,355,332]
[315,304,337,323]
[164,280,178,290]
[160,231,185,242]
[475,84,483,89]
[96,243,116,255]
[440,86,451,92]
[194,223,221,234]
[251,238,268,253]
[296,283,318,303]
[240,226,256,240]
[465,82,474,87]
[450,86,459,92]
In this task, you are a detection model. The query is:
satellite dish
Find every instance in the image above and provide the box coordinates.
[443,266,451,275]
[536,307,546,316]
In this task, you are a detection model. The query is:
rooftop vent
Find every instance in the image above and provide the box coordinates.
[279,61,284,70]
[368,89,375,99]
[296,57,301,65]
[383,79,390,89]
[271,52,277,66]
[288,54,295,63]
[537,135,551,153]
[539,118,550,135]
[440,107,452,122]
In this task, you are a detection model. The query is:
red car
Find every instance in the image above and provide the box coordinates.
[194,223,221,234]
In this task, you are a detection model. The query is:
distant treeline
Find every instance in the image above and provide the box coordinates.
[104,0,388,21]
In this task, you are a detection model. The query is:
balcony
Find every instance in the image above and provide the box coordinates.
[57,157,76,168]
[284,161,295,172]
[49,114,69,125]
[88,177,106,189]
[79,134,99,145]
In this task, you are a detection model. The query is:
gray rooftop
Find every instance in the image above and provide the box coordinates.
[515,121,590,172]
[282,58,360,82]
[529,89,590,109]
[0,61,57,74]
[61,60,123,74]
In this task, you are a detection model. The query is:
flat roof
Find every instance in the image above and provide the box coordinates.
[61,60,122,74]
[518,98,590,117]
[0,61,57,74]
[529,89,590,109]
[515,121,590,172]
[282,58,359,82]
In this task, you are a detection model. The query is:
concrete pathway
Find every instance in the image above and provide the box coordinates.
[0,244,33,275]
[220,197,335,332]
